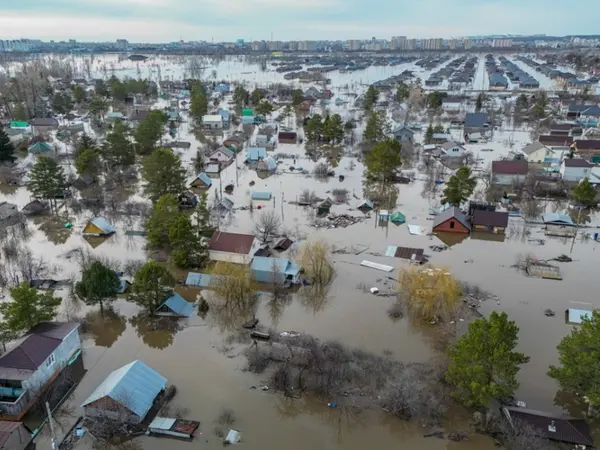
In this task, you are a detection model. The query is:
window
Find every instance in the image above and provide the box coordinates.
[46,353,56,367]
[450,221,455,229]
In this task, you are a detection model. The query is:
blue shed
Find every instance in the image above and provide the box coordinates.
[185,272,213,288]
[542,213,575,227]
[246,147,267,162]
[251,257,301,284]
[156,292,194,317]
[252,191,272,201]
[215,83,230,93]
[188,172,213,189]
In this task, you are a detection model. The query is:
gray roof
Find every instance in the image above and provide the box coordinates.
[441,141,464,150]
[432,206,471,230]
[464,112,489,128]
[0,202,18,221]
[30,118,59,127]
[159,293,194,317]
[521,142,548,155]
[209,146,235,159]
[82,360,167,418]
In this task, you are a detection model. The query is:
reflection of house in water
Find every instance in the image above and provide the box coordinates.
[83,217,115,237]
[433,232,469,247]
[0,202,21,227]
[0,420,31,450]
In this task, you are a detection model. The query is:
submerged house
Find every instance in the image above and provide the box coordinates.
[256,156,277,173]
[205,147,235,168]
[0,322,81,421]
[208,231,259,264]
[0,202,21,227]
[277,131,297,144]
[187,172,213,189]
[432,207,471,234]
[245,147,267,163]
[251,257,301,284]
[156,292,194,317]
[27,141,53,154]
[471,210,509,233]
[83,217,116,237]
[82,360,167,424]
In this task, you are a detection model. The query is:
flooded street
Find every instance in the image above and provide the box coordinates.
[1,53,598,449]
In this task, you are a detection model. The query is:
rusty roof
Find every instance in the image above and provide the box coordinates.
[572,139,600,150]
[0,421,23,446]
[563,158,593,167]
[208,231,255,254]
[539,135,573,146]
[492,160,528,175]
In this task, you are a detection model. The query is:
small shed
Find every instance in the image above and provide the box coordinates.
[432,207,470,234]
[378,210,390,222]
[205,163,220,175]
[357,199,373,212]
[256,156,277,172]
[148,417,200,439]
[202,114,223,129]
[542,213,575,227]
[188,172,213,189]
[390,211,406,224]
[156,292,194,317]
[278,131,297,144]
[273,237,294,251]
[0,202,21,227]
[27,141,53,154]
[251,257,301,284]
[185,272,213,288]
[83,217,115,236]
[21,200,47,216]
[252,191,272,201]
[82,360,167,424]
[317,198,333,215]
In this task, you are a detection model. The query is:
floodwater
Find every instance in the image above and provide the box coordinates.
[1,55,599,449]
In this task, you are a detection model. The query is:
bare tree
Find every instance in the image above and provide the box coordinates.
[298,240,335,285]
[253,210,281,244]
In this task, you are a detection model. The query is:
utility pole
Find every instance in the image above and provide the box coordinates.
[46,401,57,450]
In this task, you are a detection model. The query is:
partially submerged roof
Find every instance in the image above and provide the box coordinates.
[160,292,194,317]
[0,421,26,447]
[502,406,595,447]
[246,147,267,161]
[82,360,167,418]
[539,135,573,146]
[441,141,464,150]
[88,217,116,234]
[521,142,548,156]
[185,272,213,288]
[542,213,574,226]
[251,257,299,275]
[251,191,272,200]
[464,112,489,128]
[202,114,223,122]
[209,146,235,159]
[208,231,255,254]
[472,210,509,228]
[432,206,471,230]
[566,308,593,324]
[0,202,18,221]
[30,118,59,127]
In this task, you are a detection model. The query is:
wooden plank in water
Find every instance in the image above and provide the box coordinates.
[526,263,562,280]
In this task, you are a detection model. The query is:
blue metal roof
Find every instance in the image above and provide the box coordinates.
[82,360,167,418]
[27,142,53,153]
[246,147,267,161]
[160,292,194,317]
[117,279,130,294]
[185,272,213,288]
[90,217,116,234]
[464,112,489,128]
[252,191,272,200]
[197,172,212,186]
[251,257,299,276]
[542,213,574,226]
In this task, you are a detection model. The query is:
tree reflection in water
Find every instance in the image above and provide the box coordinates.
[83,308,127,348]
[299,283,332,314]
[129,314,181,350]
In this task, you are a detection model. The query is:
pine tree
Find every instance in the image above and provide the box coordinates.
[0,128,16,162]
[26,156,67,208]
[141,148,186,202]
[102,120,135,168]
[0,282,61,333]
[194,192,215,238]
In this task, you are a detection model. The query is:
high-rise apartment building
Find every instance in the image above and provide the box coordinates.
[464,38,471,50]
[346,40,362,50]
[268,41,283,51]
[449,39,456,50]
[492,38,513,48]
[391,36,407,50]
[287,41,298,51]
[298,40,318,51]
[422,38,442,50]
[405,39,415,50]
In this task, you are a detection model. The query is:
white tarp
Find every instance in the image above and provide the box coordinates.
[407,224,426,235]
[360,260,394,272]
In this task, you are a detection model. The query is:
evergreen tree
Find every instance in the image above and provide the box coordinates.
[363,111,388,145]
[190,84,208,119]
[395,83,410,102]
[194,192,215,238]
[442,167,477,206]
[255,100,274,116]
[0,282,61,333]
[424,124,434,144]
[73,85,86,104]
[26,156,67,207]
[291,89,304,106]
[12,104,27,121]
[363,85,379,110]
[102,120,135,168]
[304,114,323,144]
[146,194,180,248]
[168,214,208,268]
[141,148,186,202]
[0,128,16,162]
[475,93,483,112]
[194,150,205,173]
[364,139,402,183]
[134,110,167,155]
[251,88,264,105]
[129,261,175,312]
[571,178,597,207]
[75,261,121,314]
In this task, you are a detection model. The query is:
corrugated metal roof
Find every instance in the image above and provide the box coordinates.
[89,217,116,234]
[149,417,176,431]
[185,272,213,287]
[251,191,272,200]
[160,293,194,317]
[542,213,574,226]
[27,142,53,153]
[246,147,267,161]
[251,257,299,276]
[82,360,167,418]
[0,421,24,447]
[0,334,62,370]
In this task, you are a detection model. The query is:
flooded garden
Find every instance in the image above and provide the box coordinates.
[0,52,599,449]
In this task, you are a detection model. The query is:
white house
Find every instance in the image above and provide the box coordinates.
[202,114,223,129]
[520,142,553,163]
[208,231,260,265]
[205,146,235,167]
[440,141,466,157]
[491,160,529,186]
[0,322,81,420]
[560,158,593,182]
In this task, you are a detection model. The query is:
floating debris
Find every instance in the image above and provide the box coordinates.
[544,309,556,317]
[551,254,573,263]
[312,213,368,229]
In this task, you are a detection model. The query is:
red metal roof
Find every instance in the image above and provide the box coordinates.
[0,421,22,447]
[492,160,528,175]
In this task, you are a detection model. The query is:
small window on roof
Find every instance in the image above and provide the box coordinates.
[450,221,455,229]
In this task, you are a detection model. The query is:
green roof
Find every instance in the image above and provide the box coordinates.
[28,142,53,153]
[242,108,254,116]
[10,121,28,128]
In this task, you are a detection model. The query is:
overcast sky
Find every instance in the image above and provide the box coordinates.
[0,0,596,42]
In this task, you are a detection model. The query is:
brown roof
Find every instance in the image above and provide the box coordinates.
[539,135,574,146]
[550,123,571,131]
[572,139,600,150]
[0,421,23,447]
[563,158,593,167]
[0,322,79,371]
[491,160,528,175]
[472,210,509,228]
[432,206,471,230]
[208,231,255,254]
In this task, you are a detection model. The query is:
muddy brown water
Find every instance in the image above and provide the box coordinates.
[3,116,600,448]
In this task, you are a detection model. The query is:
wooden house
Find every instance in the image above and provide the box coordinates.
[432,207,470,234]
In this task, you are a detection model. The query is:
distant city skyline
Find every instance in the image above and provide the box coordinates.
[1,0,599,42]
